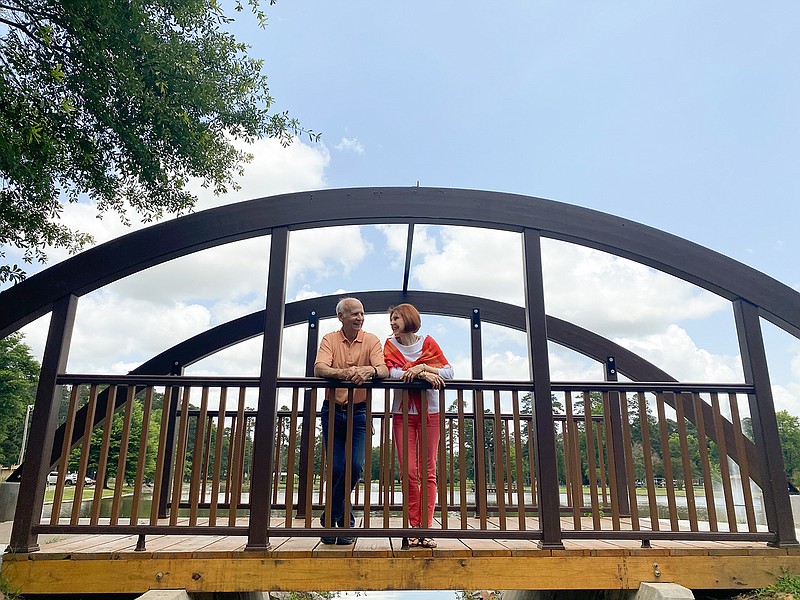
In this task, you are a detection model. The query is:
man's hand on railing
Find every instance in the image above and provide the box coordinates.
[346,365,375,386]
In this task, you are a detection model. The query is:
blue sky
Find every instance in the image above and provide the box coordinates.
[3,4,798,597]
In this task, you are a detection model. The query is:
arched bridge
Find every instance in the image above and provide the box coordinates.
[1,188,799,595]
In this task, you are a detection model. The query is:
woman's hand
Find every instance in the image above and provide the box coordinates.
[401,364,424,382]
[400,368,418,383]
[419,370,445,389]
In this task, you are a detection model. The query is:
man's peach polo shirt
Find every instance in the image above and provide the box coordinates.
[314,328,386,404]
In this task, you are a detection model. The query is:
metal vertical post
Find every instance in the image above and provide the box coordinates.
[522,229,563,549]
[247,227,289,550]
[470,308,486,517]
[296,310,319,518]
[733,299,798,547]
[605,356,630,516]
[8,294,78,553]
[471,308,483,380]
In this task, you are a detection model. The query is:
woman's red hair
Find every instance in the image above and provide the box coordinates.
[388,303,421,333]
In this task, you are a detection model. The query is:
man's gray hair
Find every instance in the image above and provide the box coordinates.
[336,296,361,316]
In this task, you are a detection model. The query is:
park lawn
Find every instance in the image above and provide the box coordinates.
[43,486,132,503]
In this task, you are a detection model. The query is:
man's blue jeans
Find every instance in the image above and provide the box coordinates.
[320,402,367,528]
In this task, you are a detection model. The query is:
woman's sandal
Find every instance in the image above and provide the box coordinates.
[407,537,421,547]
[420,537,437,548]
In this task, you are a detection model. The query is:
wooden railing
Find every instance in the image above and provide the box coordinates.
[31,374,784,548]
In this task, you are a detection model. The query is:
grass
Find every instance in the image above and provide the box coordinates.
[43,485,133,503]
[734,571,800,600]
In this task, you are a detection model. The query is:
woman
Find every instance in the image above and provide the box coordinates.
[384,303,454,549]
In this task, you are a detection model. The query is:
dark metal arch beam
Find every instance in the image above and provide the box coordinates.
[130,290,676,381]
[1,188,798,339]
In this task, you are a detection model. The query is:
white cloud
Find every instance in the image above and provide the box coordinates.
[334,137,365,154]
[185,337,264,378]
[412,226,525,304]
[375,224,440,270]
[773,384,800,416]
[287,227,372,286]
[792,352,800,379]
[106,236,270,311]
[484,351,529,380]
[549,345,605,381]
[409,228,728,340]
[542,240,728,336]
[291,287,323,302]
[188,136,329,209]
[613,324,742,383]
[66,291,213,374]
[779,352,800,415]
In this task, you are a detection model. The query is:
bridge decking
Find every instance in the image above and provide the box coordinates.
[4,517,800,595]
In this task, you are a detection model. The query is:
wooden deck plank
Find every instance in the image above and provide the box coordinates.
[269,536,317,558]
[353,535,392,558]
[190,535,248,558]
[431,536,472,558]
[70,535,142,558]
[30,533,135,557]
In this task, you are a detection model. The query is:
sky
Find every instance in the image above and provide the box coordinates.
[2,3,798,597]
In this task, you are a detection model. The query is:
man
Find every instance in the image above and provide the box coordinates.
[314,297,388,544]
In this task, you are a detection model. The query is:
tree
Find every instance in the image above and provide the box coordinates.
[774,411,800,487]
[0,332,39,464]
[0,0,318,283]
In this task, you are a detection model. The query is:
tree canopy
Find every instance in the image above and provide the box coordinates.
[0,0,317,284]
[0,333,39,465]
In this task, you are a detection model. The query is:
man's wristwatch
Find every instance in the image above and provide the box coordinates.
[372,366,378,378]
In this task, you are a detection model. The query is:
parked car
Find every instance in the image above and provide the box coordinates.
[47,471,75,485]
[46,471,94,486]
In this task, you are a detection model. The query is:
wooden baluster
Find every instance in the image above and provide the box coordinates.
[493,390,507,530]
[129,386,153,526]
[150,386,173,525]
[228,387,247,527]
[209,387,227,526]
[71,384,98,525]
[584,391,600,530]
[285,388,300,528]
[656,392,679,530]
[169,387,192,526]
[729,392,757,531]
[638,392,659,531]
[675,392,698,531]
[457,390,468,529]
[619,393,639,530]
[711,392,738,532]
[51,385,80,526]
[188,386,209,526]
[512,391,527,531]
[693,393,718,532]
[110,386,135,525]
[564,393,581,530]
